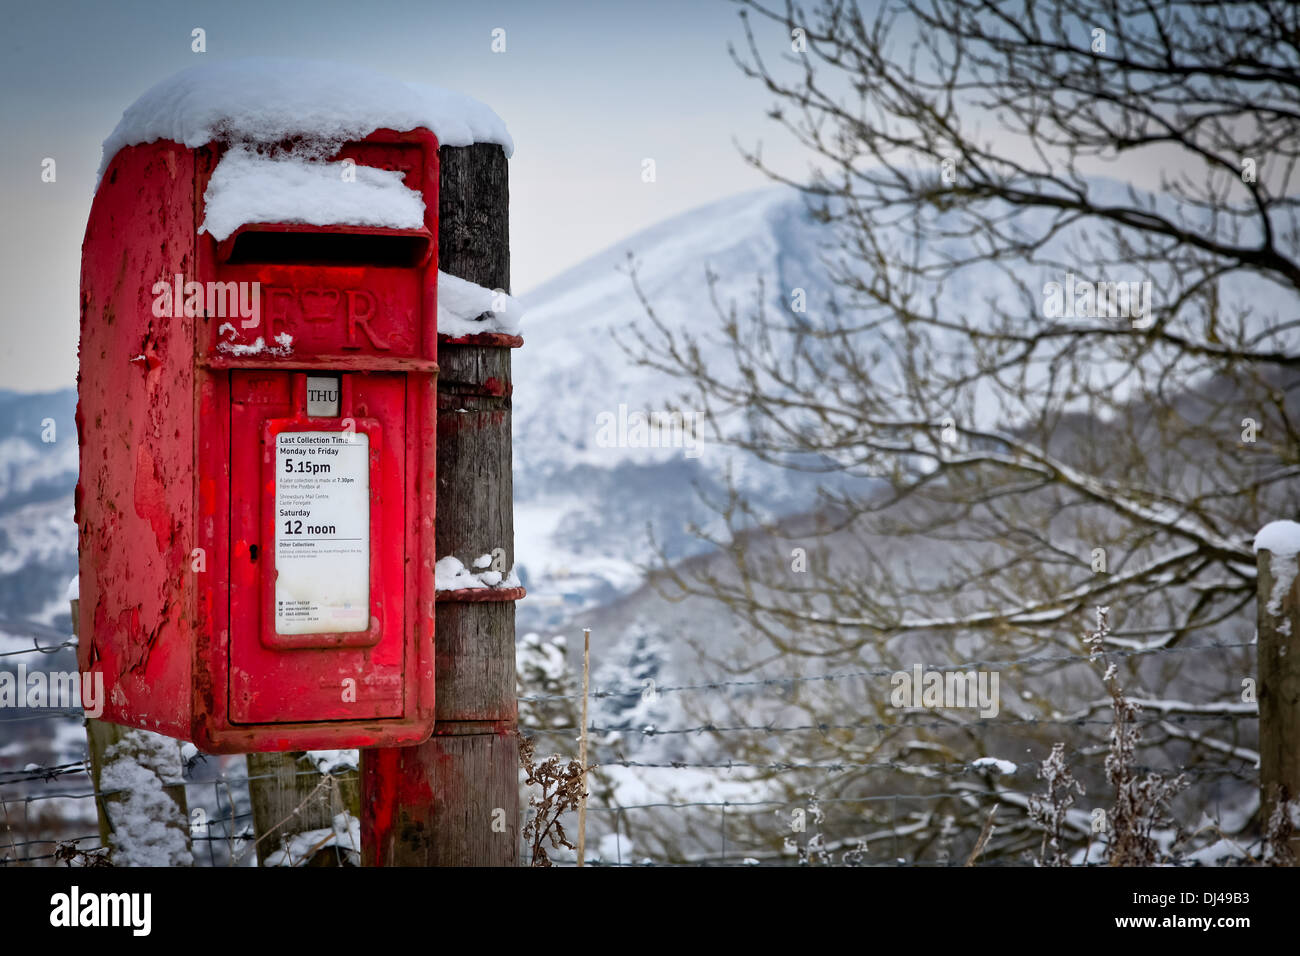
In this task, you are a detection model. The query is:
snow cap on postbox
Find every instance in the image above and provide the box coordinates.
[97,56,514,184]
[80,56,513,753]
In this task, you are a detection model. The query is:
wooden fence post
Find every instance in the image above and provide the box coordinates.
[247,752,361,866]
[85,718,191,866]
[1256,523,1300,864]
[76,591,191,864]
[361,142,520,866]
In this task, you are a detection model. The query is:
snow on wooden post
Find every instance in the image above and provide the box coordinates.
[76,580,194,865]
[361,142,521,866]
[87,723,193,866]
[1255,520,1300,863]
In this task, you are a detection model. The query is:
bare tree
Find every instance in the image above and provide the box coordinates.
[621,0,1295,862]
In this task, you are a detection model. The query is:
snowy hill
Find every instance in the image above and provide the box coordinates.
[509,179,1299,629]
[0,389,78,642]
[516,186,824,476]
[513,187,866,627]
[0,389,82,774]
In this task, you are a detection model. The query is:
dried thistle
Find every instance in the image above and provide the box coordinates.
[780,792,832,866]
[54,840,113,867]
[841,839,869,867]
[1027,744,1084,866]
[519,732,593,867]
[1087,607,1188,866]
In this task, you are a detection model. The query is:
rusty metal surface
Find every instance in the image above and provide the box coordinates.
[435,586,526,603]
[438,331,523,348]
[436,582,527,606]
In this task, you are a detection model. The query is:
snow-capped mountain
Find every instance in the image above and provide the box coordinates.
[513,187,862,627]
[0,390,82,778]
[0,389,78,646]
[509,178,1300,629]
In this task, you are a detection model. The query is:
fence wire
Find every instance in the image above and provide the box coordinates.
[0,633,1268,866]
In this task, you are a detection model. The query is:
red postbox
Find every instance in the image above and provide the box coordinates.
[77,129,439,752]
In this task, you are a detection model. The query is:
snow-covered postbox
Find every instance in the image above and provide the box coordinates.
[72,62,505,752]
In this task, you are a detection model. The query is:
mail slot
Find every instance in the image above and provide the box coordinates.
[76,127,439,752]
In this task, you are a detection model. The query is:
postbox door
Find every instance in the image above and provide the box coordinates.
[229,370,406,723]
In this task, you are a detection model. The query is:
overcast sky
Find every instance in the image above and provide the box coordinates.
[0,0,811,392]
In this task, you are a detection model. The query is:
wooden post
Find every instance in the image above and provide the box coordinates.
[76,594,191,863]
[247,753,361,866]
[361,143,520,866]
[1257,536,1300,864]
[85,718,191,865]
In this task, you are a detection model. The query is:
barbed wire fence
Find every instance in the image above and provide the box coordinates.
[515,628,1264,866]
[0,630,1270,866]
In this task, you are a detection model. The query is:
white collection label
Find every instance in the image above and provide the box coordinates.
[274,430,370,634]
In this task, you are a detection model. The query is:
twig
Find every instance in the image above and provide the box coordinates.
[577,627,591,866]
[964,804,998,866]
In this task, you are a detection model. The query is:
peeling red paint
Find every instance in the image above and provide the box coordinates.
[78,131,441,753]
[132,444,172,555]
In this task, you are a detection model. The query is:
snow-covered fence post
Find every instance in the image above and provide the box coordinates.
[75,602,193,865]
[1255,520,1300,864]
[361,142,521,866]
[88,724,192,866]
